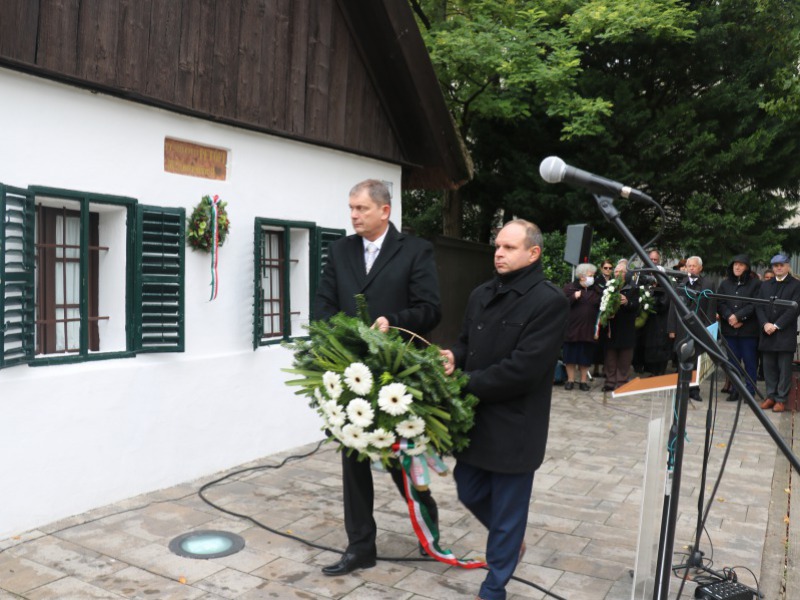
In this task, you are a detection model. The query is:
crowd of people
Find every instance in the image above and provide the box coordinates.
[313,180,797,600]
[560,250,800,412]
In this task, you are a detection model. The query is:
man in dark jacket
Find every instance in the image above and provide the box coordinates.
[716,254,761,400]
[315,179,442,575]
[441,219,569,600]
[668,255,716,400]
[755,254,800,413]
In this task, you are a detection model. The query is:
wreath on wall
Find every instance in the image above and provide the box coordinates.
[187,195,230,252]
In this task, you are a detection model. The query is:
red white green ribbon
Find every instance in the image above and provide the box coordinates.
[209,195,221,301]
[393,441,486,569]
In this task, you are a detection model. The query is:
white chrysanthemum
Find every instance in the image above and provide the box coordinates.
[323,371,343,400]
[405,435,429,456]
[396,416,426,438]
[329,424,343,440]
[327,403,346,427]
[378,383,413,416]
[343,362,373,396]
[346,398,375,428]
[643,303,650,311]
[341,424,369,450]
[369,428,395,449]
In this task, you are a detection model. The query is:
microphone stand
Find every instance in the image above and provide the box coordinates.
[591,194,800,600]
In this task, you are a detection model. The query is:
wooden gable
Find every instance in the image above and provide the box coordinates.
[0,0,471,189]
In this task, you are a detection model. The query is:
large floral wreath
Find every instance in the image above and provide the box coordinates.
[284,295,485,569]
[283,296,478,465]
[187,195,230,252]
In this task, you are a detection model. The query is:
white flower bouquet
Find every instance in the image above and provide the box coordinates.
[283,296,478,466]
[595,276,624,338]
[635,285,657,328]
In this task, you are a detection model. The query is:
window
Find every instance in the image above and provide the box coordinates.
[253,219,344,347]
[0,184,184,369]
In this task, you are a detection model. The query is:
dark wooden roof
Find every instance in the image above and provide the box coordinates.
[0,0,471,190]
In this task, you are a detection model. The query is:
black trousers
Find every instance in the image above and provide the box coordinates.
[341,450,437,557]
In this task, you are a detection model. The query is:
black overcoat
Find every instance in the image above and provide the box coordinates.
[451,261,569,474]
[562,280,602,343]
[717,267,761,339]
[314,222,441,334]
[756,275,800,352]
[603,280,639,349]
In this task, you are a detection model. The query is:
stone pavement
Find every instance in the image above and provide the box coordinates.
[0,378,795,599]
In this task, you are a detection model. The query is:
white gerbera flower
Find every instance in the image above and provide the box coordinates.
[346,398,375,428]
[341,424,369,449]
[405,435,429,456]
[396,416,426,438]
[327,403,346,427]
[343,362,373,396]
[378,383,413,416]
[369,428,395,449]
[323,371,343,400]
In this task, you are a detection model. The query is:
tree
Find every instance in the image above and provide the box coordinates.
[407,0,800,270]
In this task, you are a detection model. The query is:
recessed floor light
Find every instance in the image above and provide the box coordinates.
[168,530,245,559]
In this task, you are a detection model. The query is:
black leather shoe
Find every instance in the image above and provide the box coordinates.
[564,381,574,390]
[321,552,376,576]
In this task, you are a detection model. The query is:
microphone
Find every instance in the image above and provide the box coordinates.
[539,156,653,202]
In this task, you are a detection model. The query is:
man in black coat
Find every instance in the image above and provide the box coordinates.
[441,219,569,600]
[716,254,761,401]
[755,254,800,413]
[314,179,442,575]
[668,255,716,400]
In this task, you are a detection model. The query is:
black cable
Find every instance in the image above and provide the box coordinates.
[197,441,569,600]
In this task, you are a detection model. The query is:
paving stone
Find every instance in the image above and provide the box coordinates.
[24,576,125,599]
[0,554,64,595]
[90,565,206,599]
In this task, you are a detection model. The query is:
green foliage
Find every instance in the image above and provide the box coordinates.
[407,0,800,271]
[541,230,622,287]
[186,195,230,252]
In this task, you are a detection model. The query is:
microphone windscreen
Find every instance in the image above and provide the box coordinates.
[539,156,566,184]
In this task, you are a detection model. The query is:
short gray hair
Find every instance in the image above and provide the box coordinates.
[576,263,596,278]
[687,255,703,267]
[349,179,392,207]
[505,219,543,249]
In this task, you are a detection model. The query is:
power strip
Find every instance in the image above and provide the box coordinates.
[694,580,755,600]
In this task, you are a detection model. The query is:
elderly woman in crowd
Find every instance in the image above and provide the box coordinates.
[562,263,602,391]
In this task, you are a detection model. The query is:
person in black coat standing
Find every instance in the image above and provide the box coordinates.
[716,254,761,401]
[441,219,569,600]
[755,254,800,413]
[314,179,442,575]
[601,260,640,391]
[668,255,716,400]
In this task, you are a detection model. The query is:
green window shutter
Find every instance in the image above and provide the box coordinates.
[0,184,35,369]
[252,220,263,350]
[134,205,185,352]
[311,226,345,318]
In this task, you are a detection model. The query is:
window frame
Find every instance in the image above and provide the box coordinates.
[1,183,185,370]
[252,219,344,348]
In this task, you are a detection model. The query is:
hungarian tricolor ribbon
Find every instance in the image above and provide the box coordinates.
[209,195,221,301]
[392,440,486,569]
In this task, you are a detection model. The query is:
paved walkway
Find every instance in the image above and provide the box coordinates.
[1,378,795,599]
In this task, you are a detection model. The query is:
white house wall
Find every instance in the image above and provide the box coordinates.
[0,68,403,538]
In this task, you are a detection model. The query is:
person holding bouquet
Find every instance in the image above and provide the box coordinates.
[599,260,640,391]
[440,219,569,600]
[314,179,442,576]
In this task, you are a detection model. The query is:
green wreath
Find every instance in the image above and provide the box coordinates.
[187,195,230,252]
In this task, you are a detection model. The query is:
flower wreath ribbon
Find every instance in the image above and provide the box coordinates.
[393,440,486,569]
[209,195,221,301]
